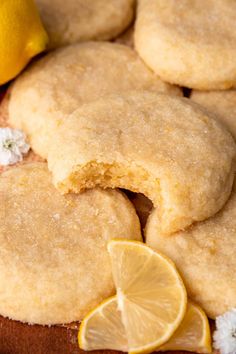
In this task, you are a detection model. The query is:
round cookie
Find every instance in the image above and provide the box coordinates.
[134,0,236,89]
[47,91,236,236]
[8,42,181,158]
[145,180,236,319]
[191,90,236,139]
[36,0,134,49]
[0,163,141,325]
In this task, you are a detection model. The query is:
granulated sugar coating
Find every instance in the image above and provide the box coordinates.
[8,42,181,158]
[146,180,236,319]
[0,163,141,325]
[135,0,236,89]
[35,0,135,48]
[47,91,236,235]
[191,89,236,140]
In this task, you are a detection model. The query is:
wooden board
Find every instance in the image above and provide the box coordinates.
[0,316,218,354]
[0,315,210,354]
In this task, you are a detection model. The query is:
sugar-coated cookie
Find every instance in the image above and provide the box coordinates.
[47,91,236,235]
[191,90,236,140]
[8,42,181,158]
[146,180,236,318]
[36,0,134,48]
[135,0,236,89]
[0,163,141,325]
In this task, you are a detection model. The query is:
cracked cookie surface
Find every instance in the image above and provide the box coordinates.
[0,163,141,325]
[135,0,236,89]
[47,91,236,235]
[8,42,181,158]
[36,0,135,48]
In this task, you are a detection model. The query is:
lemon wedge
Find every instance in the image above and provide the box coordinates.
[79,239,188,353]
[79,240,211,354]
[79,296,128,351]
[159,301,212,353]
[108,240,187,354]
[0,0,48,84]
[79,297,212,354]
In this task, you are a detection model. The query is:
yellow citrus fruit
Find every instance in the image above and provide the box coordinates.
[159,301,212,353]
[79,240,187,353]
[107,240,187,354]
[79,298,212,354]
[79,296,128,351]
[0,0,48,84]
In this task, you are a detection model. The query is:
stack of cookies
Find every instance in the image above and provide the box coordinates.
[1,0,236,349]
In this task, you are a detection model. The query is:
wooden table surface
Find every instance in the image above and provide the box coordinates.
[0,315,196,354]
[0,315,218,354]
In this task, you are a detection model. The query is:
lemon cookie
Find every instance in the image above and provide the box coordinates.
[8,42,181,158]
[36,0,134,48]
[146,179,236,318]
[135,0,236,89]
[47,91,236,235]
[191,90,236,139]
[0,163,141,325]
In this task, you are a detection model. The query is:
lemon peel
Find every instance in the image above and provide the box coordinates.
[0,0,48,84]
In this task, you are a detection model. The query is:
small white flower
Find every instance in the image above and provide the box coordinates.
[0,128,30,166]
[214,308,236,354]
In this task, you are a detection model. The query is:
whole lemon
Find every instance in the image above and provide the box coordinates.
[0,0,48,85]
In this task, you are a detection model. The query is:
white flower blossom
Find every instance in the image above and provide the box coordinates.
[214,309,236,354]
[0,128,30,166]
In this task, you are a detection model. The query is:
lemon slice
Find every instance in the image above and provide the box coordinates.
[79,296,128,351]
[79,298,212,354]
[159,301,212,353]
[108,240,187,354]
